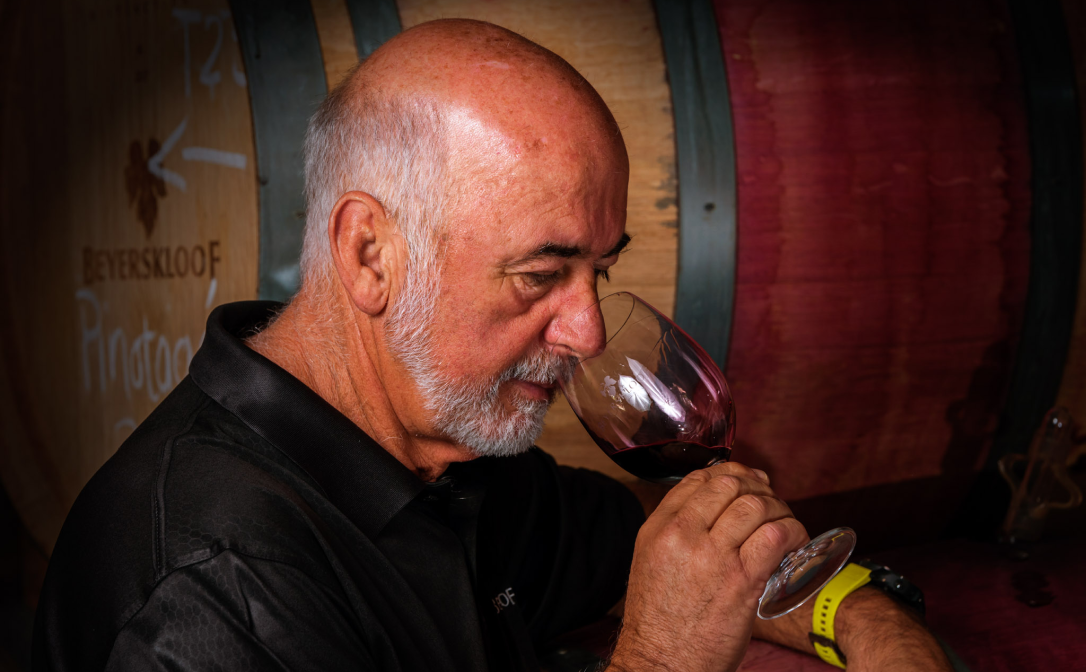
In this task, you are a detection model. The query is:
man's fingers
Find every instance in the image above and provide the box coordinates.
[652,461,774,519]
[671,473,777,532]
[702,460,770,484]
[738,517,811,584]
[709,493,796,550]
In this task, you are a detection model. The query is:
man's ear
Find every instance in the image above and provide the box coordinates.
[328,191,399,315]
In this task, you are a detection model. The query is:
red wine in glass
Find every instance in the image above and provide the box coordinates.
[583,431,731,483]
[555,291,856,619]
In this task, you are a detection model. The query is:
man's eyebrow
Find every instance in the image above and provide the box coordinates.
[603,233,632,258]
[531,242,582,259]
[515,233,631,264]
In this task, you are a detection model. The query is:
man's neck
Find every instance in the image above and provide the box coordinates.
[245,283,472,482]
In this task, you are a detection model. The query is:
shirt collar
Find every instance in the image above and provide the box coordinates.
[188,300,425,537]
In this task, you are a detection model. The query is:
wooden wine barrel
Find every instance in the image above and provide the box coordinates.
[711,0,1086,549]
[715,0,1035,505]
[0,0,262,554]
[705,0,1043,546]
[1,0,1079,558]
[0,0,679,553]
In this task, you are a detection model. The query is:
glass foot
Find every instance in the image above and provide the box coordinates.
[757,526,857,620]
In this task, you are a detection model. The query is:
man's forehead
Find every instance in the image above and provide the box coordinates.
[445,107,521,170]
[443,98,625,189]
[443,109,629,262]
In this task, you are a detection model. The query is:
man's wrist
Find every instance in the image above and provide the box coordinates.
[832,587,949,669]
[606,644,675,672]
[606,625,686,672]
[607,617,746,672]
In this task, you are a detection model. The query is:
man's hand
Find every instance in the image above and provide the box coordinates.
[607,462,809,672]
[752,586,954,671]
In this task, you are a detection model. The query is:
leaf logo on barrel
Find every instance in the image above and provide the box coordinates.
[125,138,167,238]
[86,124,230,288]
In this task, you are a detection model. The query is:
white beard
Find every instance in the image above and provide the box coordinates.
[385,259,575,457]
[421,347,571,457]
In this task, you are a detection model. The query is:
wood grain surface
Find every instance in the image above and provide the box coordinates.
[311,0,359,90]
[715,0,1032,502]
[397,0,681,484]
[0,0,259,552]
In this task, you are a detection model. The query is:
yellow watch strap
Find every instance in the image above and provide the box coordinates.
[810,562,872,668]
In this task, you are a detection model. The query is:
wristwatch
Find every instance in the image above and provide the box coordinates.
[855,559,925,616]
[807,560,925,668]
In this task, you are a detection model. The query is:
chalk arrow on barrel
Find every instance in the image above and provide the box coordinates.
[181,147,247,170]
[148,117,249,194]
[148,117,189,192]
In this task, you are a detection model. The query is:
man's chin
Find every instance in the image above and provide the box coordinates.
[467,440,534,459]
[462,408,549,459]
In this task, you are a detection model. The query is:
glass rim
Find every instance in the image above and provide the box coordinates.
[579,291,666,353]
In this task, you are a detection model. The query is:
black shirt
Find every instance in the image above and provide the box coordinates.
[33,301,643,671]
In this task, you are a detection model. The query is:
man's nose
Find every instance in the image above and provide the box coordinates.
[545,290,607,362]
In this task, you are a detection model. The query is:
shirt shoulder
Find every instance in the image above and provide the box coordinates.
[104,550,382,672]
[34,378,346,672]
[158,400,339,576]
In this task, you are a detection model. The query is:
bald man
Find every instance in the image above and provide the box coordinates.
[34,20,952,672]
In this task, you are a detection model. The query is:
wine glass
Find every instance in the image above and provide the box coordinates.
[554,291,856,619]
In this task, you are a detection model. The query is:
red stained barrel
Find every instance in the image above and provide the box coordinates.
[714,0,1032,513]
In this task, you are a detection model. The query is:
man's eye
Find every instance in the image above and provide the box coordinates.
[525,271,561,288]
[594,268,611,282]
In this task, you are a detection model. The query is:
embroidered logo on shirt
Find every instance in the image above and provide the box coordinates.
[492,587,517,614]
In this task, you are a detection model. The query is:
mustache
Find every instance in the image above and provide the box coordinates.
[499,348,579,388]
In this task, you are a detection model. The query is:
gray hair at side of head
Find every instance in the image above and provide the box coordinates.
[298,72,451,304]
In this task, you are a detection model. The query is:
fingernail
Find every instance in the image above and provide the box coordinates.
[753,469,770,484]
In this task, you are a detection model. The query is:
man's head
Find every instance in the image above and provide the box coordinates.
[300,20,630,459]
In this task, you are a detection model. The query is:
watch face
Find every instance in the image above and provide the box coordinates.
[860,561,926,616]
